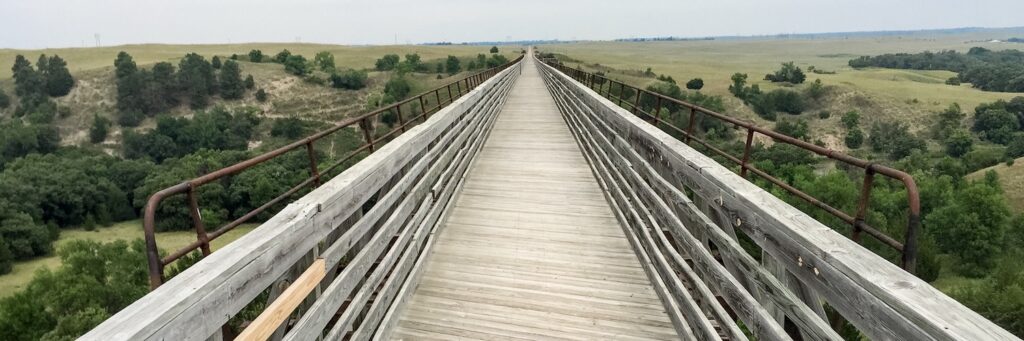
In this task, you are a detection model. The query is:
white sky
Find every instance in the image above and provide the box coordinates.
[2,0,1023,49]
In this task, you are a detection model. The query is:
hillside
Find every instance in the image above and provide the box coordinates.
[967,156,1024,211]
[0,43,520,148]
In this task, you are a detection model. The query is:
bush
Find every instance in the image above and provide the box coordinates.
[945,130,974,157]
[244,74,255,89]
[219,60,245,100]
[685,78,704,90]
[445,55,461,74]
[270,117,307,139]
[283,55,309,76]
[841,110,860,129]
[255,89,268,102]
[375,54,400,71]
[117,110,144,127]
[868,122,926,159]
[211,56,222,69]
[946,76,961,86]
[274,49,291,63]
[89,114,111,143]
[818,111,831,119]
[805,79,826,100]
[764,62,806,84]
[382,77,412,104]
[313,51,335,71]
[329,69,368,90]
[489,46,499,53]
[248,49,263,62]
[774,119,809,140]
[845,128,864,149]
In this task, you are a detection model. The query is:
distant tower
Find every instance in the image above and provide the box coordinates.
[394,34,398,45]
[94,33,101,47]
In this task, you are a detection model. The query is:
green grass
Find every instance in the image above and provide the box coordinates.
[0,220,256,297]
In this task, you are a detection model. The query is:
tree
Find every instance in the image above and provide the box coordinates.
[382,77,411,104]
[945,129,974,157]
[273,49,291,63]
[283,55,308,75]
[1005,133,1024,159]
[728,73,748,98]
[490,46,499,53]
[841,110,860,129]
[935,103,966,139]
[375,54,400,71]
[435,63,443,73]
[0,239,150,341]
[244,74,255,89]
[926,178,1010,275]
[43,55,74,97]
[248,49,263,62]
[218,60,245,100]
[329,69,368,90]
[89,114,111,143]
[313,51,335,71]
[762,89,805,115]
[476,54,486,68]
[685,78,704,90]
[764,62,806,84]
[445,55,461,74]
[270,117,307,139]
[255,89,268,102]
[805,79,825,100]
[12,55,44,97]
[485,54,508,68]
[774,119,809,140]
[972,107,1019,144]
[177,53,217,109]
[845,128,864,149]
[211,56,222,69]
[869,122,927,159]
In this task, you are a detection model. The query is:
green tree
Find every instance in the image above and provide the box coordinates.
[375,54,400,71]
[89,114,111,143]
[218,60,244,100]
[255,89,268,102]
[845,128,864,149]
[868,121,926,159]
[489,46,499,53]
[12,55,44,97]
[805,79,825,100]
[313,51,335,71]
[945,129,974,157]
[926,178,1010,276]
[774,119,810,140]
[177,53,217,109]
[0,239,150,341]
[248,49,263,62]
[476,54,486,68]
[382,77,411,104]
[841,110,860,129]
[445,55,461,75]
[270,117,307,139]
[329,69,368,90]
[685,78,704,90]
[764,61,806,84]
[244,74,255,89]
[972,108,1019,144]
[935,103,966,139]
[1005,133,1024,159]
[273,49,291,63]
[283,55,309,75]
[211,56,222,69]
[728,73,748,98]
[43,55,74,97]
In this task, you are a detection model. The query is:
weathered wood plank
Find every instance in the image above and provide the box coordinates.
[236,259,326,341]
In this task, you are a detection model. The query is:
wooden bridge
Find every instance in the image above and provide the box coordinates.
[83,50,1017,340]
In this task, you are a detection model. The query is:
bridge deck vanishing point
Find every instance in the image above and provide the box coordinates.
[392,57,679,340]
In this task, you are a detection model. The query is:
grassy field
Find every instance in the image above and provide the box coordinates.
[541,29,1024,148]
[0,220,256,297]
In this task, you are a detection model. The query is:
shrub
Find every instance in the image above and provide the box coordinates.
[274,49,291,63]
[329,70,368,90]
[375,54,400,71]
[841,111,860,129]
[244,75,255,90]
[818,111,831,119]
[946,76,961,86]
[945,130,974,157]
[248,49,263,62]
[0,88,9,109]
[89,114,111,143]
[774,119,810,140]
[764,62,806,84]
[489,46,499,53]
[211,56,222,69]
[255,89,268,102]
[382,77,412,104]
[283,55,309,76]
[270,117,307,139]
[868,122,926,159]
[845,128,864,149]
[445,55,461,74]
[685,78,704,90]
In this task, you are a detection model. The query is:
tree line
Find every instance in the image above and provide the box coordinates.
[849,47,1024,92]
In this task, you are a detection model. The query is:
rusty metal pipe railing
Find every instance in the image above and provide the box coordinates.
[542,58,919,273]
[143,55,523,289]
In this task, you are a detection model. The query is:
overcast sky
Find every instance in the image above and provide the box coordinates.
[3,0,1023,49]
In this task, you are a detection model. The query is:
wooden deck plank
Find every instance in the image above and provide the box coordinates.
[390,56,677,340]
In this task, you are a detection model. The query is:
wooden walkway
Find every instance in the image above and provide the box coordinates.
[391,56,678,340]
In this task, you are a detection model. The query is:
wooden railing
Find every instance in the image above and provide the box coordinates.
[536,54,1017,341]
[81,57,523,341]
